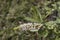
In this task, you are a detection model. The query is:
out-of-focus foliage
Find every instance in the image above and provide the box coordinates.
[0,0,60,40]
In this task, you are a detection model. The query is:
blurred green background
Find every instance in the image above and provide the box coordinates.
[0,0,60,40]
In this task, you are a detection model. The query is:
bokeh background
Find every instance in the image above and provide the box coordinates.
[0,0,60,40]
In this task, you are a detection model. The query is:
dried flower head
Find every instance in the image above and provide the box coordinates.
[14,23,43,32]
